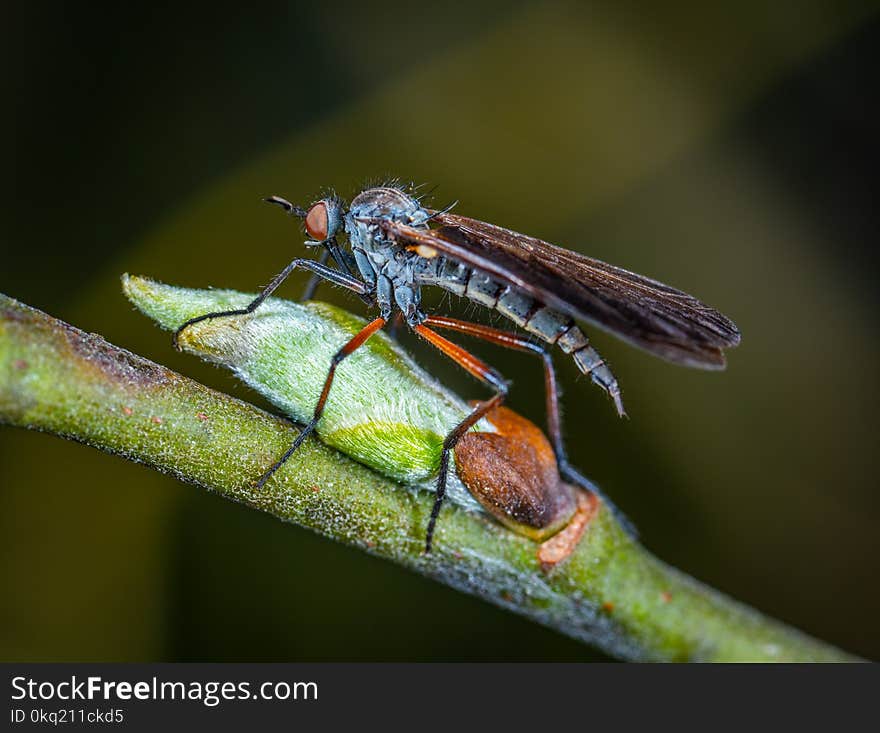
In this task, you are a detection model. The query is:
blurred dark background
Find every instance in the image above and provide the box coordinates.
[2,1,879,661]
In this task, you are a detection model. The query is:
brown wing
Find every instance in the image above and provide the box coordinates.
[365,212,740,369]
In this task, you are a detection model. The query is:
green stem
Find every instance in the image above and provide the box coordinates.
[0,292,857,661]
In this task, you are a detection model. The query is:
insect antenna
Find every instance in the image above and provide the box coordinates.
[263,195,308,218]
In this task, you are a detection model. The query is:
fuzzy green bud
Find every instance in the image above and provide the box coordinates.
[122,275,492,497]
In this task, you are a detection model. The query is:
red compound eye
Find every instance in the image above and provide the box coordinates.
[304,201,329,241]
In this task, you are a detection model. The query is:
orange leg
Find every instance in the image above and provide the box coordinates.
[254,316,387,489]
[424,315,563,453]
[422,315,636,538]
[412,324,509,552]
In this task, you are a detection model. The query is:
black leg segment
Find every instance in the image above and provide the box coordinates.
[172,258,370,349]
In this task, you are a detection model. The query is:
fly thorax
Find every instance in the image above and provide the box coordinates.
[346,186,429,257]
[345,187,432,310]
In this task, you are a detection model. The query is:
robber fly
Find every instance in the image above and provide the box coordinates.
[173,183,740,551]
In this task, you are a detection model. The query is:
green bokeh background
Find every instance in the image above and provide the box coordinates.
[2,1,878,661]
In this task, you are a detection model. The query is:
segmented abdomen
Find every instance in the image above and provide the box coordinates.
[418,257,624,414]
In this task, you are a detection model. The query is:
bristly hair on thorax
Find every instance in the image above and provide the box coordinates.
[358,177,439,207]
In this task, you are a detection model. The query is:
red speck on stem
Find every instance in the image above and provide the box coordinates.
[151,416,163,425]
[121,406,133,416]
[196,412,209,421]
